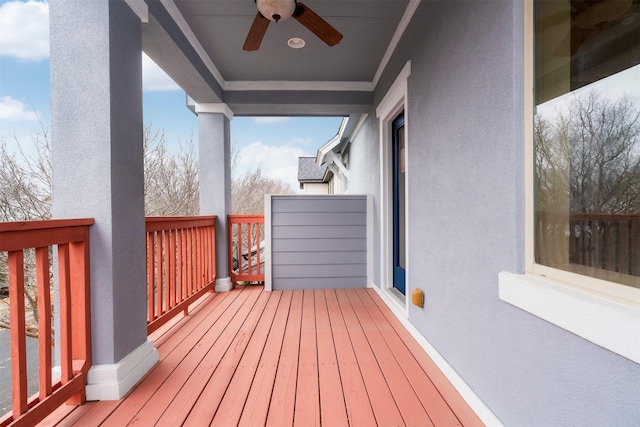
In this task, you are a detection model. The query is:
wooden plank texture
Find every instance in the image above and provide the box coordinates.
[42,286,483,427]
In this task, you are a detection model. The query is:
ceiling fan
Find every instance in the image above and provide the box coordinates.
[243,0,343,51]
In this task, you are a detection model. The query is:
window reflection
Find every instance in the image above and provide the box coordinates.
[534,0,640,287]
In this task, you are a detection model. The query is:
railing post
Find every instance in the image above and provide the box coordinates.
[68,234,91,404]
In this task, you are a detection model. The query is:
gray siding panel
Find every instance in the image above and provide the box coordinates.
[270,195,368,291]
[272,251,366,265]
[273,225,366,239]
[272,212,365,226]
[272,238,366,252]
[274,277,364,290]
[272,197,366,213]
[273,264,366,279]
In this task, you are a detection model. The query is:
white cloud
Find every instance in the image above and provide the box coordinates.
[236,141,310,192]
[253,117,291,125]
[0,2,179,93]
[290,136,313,146]
[0,1,49,61]
[142,53,180,92]
[0,96,38,121]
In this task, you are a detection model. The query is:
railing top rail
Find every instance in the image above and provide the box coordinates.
[228,214,264,222]
[0,218,94,232]
[145,216,217,232]
[537,212,640,221]
[145,215,217,222]
[0,219,94,252]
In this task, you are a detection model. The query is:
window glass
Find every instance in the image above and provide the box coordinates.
[534,0,640,287]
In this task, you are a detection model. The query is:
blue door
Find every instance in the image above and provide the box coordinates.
[392,113,406,294]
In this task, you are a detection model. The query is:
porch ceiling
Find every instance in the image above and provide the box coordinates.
[142,0,414,116]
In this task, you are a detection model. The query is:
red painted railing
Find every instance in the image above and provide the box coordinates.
[228,215,265,284]
[0,219,93,427]
[145,216,217,335]
[536,212,639,276]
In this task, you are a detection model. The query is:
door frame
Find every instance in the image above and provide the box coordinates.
[376,61,411,315]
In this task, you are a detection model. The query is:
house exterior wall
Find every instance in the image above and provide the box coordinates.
[302,183,329,194]
[346,1,640,425]
[269,195,367,290]
[347,116,381,287]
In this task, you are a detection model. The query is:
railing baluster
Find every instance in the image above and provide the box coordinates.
[147,232,155,323]
[8,250,28,417]
[58,243,73,384]
[169,229,176,309]
[155,231,163,317]
[163,231,170,313]
[35,246,52,399]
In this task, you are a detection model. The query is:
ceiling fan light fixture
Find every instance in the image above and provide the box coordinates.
[288,37,305,48]
[256,0,296,22]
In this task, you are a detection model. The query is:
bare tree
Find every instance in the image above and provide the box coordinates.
[536,91,640,215]
[144,125,199,216]
[535,91,640,278]
[231,147,294,214]
[0,123,200,334]
[0,120,52,334]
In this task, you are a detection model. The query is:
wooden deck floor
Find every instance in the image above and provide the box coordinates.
[41,286,483,426]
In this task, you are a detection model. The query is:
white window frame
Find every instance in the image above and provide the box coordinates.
[499,0,640,364]
[376,61,411,316]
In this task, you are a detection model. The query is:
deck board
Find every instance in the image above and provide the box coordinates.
[293,290,320,427]
[334,289,406,426]
[356,288,463,426]
[212,291,282,426]
[265,289,302,427]
[238,291,292,427]
[315,289,348,427]
[43,286,483,427]
[324,289,377,426]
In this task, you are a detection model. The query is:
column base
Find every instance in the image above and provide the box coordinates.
[85,340,158,401]
[215,277,233,292]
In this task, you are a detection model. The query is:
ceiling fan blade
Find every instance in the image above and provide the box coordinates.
[293,3,343,47]
[243,12,270,51]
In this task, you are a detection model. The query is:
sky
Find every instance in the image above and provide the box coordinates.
[0,0,342,192]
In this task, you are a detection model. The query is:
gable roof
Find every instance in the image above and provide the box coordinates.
[298,157,327,182]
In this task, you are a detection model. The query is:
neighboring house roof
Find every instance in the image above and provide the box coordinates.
[298,157,327,184]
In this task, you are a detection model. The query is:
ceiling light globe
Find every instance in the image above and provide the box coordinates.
[256,0,296,22]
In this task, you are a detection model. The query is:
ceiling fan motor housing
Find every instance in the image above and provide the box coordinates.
[255,0,296,22]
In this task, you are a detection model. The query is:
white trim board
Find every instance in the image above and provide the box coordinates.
[376,60,411,317]
[85,340,159,401]
[226,81,372,92]
[499,272,640,364]
[264,194,273,292]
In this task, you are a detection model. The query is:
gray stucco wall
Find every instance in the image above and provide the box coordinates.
[199,112,231,279]
[50,0,147,365]
[348,116,381,287]
[346,1,640,425]
[269,195,367,290]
